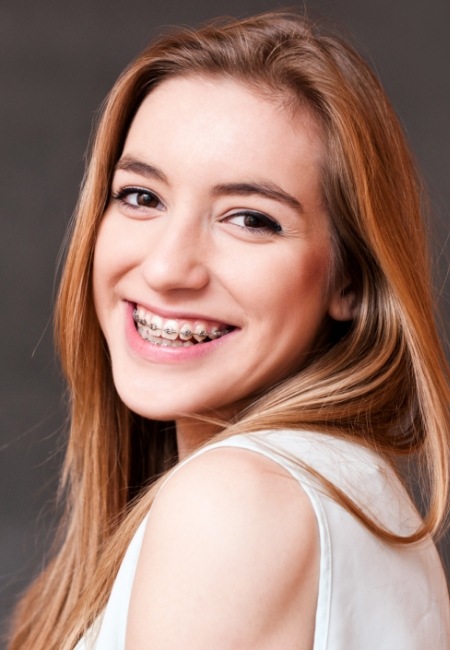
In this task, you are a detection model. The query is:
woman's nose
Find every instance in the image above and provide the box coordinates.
[140,218,210,292]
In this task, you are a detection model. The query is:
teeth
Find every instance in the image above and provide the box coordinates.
[161,319,178,340]
[137,325,152,340]
[133,307,147,327]
[179,323,193,341]
[133,306,231,345]
[193,323,208,342]
[150,314,163,336]
[137,326,193,347]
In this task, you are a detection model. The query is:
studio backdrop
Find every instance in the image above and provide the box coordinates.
[1,0,448,642]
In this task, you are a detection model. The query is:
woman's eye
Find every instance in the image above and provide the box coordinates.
[111,187,164,210]
[225,211,282,234]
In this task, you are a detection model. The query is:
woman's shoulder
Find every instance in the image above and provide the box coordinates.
[126,440,319,648]
[149,441,319,556]
[151,438,320,538]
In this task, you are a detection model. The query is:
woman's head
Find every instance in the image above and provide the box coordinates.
[93,74,357,429]
[57,11,445,474]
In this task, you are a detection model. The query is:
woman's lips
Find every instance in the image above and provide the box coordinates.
[124,301,237,363]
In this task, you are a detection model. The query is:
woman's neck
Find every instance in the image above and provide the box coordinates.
[175,418,224,460]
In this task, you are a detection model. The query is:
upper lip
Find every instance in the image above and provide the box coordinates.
[128,300,238,328]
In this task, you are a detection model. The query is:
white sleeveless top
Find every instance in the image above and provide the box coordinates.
[76,430,450,649]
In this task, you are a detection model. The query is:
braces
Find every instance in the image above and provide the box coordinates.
[133,309,230,340]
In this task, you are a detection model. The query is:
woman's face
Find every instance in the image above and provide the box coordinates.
[93,77,348,429]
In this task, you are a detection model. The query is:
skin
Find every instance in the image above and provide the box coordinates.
[93,77,353,647]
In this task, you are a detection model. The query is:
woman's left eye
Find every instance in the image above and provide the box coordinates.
[224,211,282,235]
[111,187,164,210]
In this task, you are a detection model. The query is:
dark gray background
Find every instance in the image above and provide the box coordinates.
[1,0,449,643]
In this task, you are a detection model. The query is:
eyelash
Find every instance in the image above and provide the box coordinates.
[224,211,283,236]
[111,187,163,210]
[111,187,283,236]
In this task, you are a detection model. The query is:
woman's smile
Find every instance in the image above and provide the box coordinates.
[123,300,239,365]
[133,303,234,346]
[93,76,350,430]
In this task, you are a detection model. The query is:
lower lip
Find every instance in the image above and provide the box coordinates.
[124,302,236,363]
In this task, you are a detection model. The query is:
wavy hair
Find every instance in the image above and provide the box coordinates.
[8,11,449,649]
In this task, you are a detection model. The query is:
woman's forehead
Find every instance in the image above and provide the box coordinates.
[118,77,325,218]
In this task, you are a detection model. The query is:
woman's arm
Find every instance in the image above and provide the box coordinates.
[126,446,319,649]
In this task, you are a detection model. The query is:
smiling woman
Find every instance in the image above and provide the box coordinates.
[7,11,450,650]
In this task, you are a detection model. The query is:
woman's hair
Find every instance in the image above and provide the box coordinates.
[8,11,449,649]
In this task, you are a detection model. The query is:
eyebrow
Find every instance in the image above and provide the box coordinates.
[114,155,304,213]
[115,156,168,183]
[211,182,304,213]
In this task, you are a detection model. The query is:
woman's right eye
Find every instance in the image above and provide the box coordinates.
[111,187,164,211]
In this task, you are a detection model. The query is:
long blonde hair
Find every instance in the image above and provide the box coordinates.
[8,11,449,649]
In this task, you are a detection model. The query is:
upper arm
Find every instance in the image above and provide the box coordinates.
[126,447,319,650]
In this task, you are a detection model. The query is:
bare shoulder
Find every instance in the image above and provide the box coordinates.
[126,445,319,650]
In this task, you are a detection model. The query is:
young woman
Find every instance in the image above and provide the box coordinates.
[8,11,450,650]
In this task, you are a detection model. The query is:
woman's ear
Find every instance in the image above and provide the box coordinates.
[328,283,357,322]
